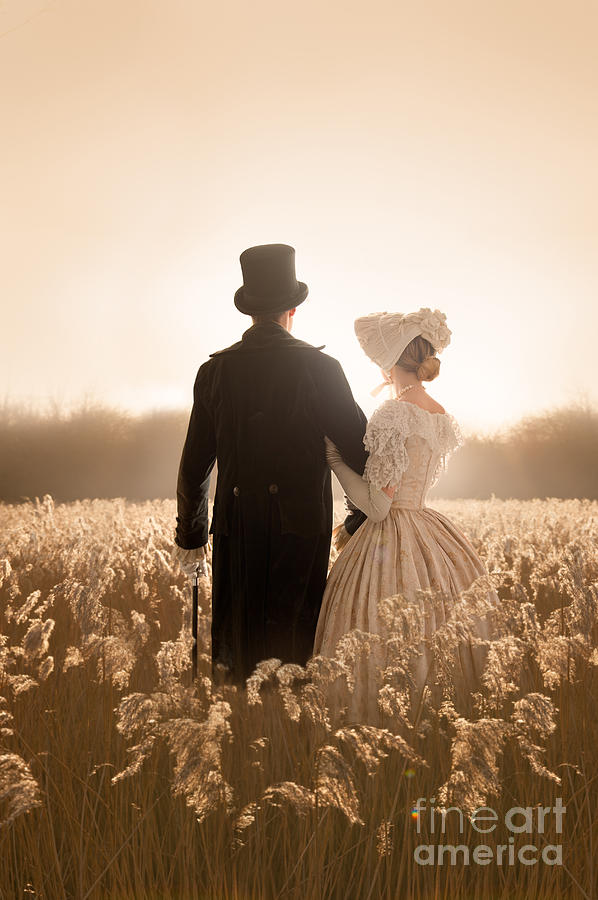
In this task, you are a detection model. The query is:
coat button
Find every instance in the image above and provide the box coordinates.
[233,486,240,496]
[268,483,278,494]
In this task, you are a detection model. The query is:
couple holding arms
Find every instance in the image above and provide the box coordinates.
[173,243,496,723]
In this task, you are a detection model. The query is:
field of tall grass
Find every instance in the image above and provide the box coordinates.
[1,496,597,898]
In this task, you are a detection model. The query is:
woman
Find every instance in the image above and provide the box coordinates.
[312,309,498,725]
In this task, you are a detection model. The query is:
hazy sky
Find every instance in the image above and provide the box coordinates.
[2,0,597,432]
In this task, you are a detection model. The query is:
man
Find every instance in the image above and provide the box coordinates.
[173,243,367,685]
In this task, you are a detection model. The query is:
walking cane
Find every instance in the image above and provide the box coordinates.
[192,565,199,682]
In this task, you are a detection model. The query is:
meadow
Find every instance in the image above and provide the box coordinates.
[1,495,597,899]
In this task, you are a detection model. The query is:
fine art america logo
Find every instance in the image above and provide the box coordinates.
[411,797,565,866]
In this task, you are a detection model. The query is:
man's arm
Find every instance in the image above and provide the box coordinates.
[311,354,369,537]
[175,365,217,549]
[313,356,368,475]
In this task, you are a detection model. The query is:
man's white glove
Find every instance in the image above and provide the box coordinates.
[172,543,209,577]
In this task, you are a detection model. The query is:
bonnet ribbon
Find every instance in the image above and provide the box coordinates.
[370,375,393,398]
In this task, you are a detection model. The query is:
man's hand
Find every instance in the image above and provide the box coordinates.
[172,543,209,577]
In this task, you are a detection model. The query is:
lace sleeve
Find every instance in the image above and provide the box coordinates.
[430,413,464,487]
[362,401,409,492]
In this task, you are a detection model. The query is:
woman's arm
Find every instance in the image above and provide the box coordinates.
[325,437,395,522]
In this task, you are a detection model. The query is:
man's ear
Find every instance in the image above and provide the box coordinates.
[289,307,297,318]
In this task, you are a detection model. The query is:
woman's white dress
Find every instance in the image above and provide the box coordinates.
[313,398,497,725]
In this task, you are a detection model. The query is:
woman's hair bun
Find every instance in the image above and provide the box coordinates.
[396,335,441,381]
[416,356,441,382]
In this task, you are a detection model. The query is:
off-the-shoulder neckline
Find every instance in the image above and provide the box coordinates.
[387,398,449,418]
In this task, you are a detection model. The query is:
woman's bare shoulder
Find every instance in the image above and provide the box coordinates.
[422,395,446,414]
[372,394,446,421]
[407,392,446,415]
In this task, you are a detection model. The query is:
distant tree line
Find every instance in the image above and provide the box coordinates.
[0,403,189,503]
[0,401,596,503]
[429,403,598,500]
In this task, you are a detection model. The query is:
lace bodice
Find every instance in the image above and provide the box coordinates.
[363,399,463,508]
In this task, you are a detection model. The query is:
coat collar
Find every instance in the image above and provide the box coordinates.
[209,322,325,357]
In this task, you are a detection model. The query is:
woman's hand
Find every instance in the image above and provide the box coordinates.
[382,483,396,498]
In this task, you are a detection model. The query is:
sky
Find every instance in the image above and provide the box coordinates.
[1,0,597,433]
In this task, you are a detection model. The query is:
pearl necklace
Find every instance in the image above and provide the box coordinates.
[396,383,423,399]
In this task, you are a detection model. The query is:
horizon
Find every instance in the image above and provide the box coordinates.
[2,391,597,441]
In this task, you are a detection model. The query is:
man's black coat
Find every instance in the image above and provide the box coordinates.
[175,321,368,683]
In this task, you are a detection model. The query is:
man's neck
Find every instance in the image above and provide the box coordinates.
[251,319,289,332]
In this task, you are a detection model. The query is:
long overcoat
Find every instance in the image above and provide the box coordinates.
[175,321,368,684]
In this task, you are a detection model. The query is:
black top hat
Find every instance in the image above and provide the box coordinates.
[234,244,309,316]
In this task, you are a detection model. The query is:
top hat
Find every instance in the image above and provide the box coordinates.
[234,244,309,315]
